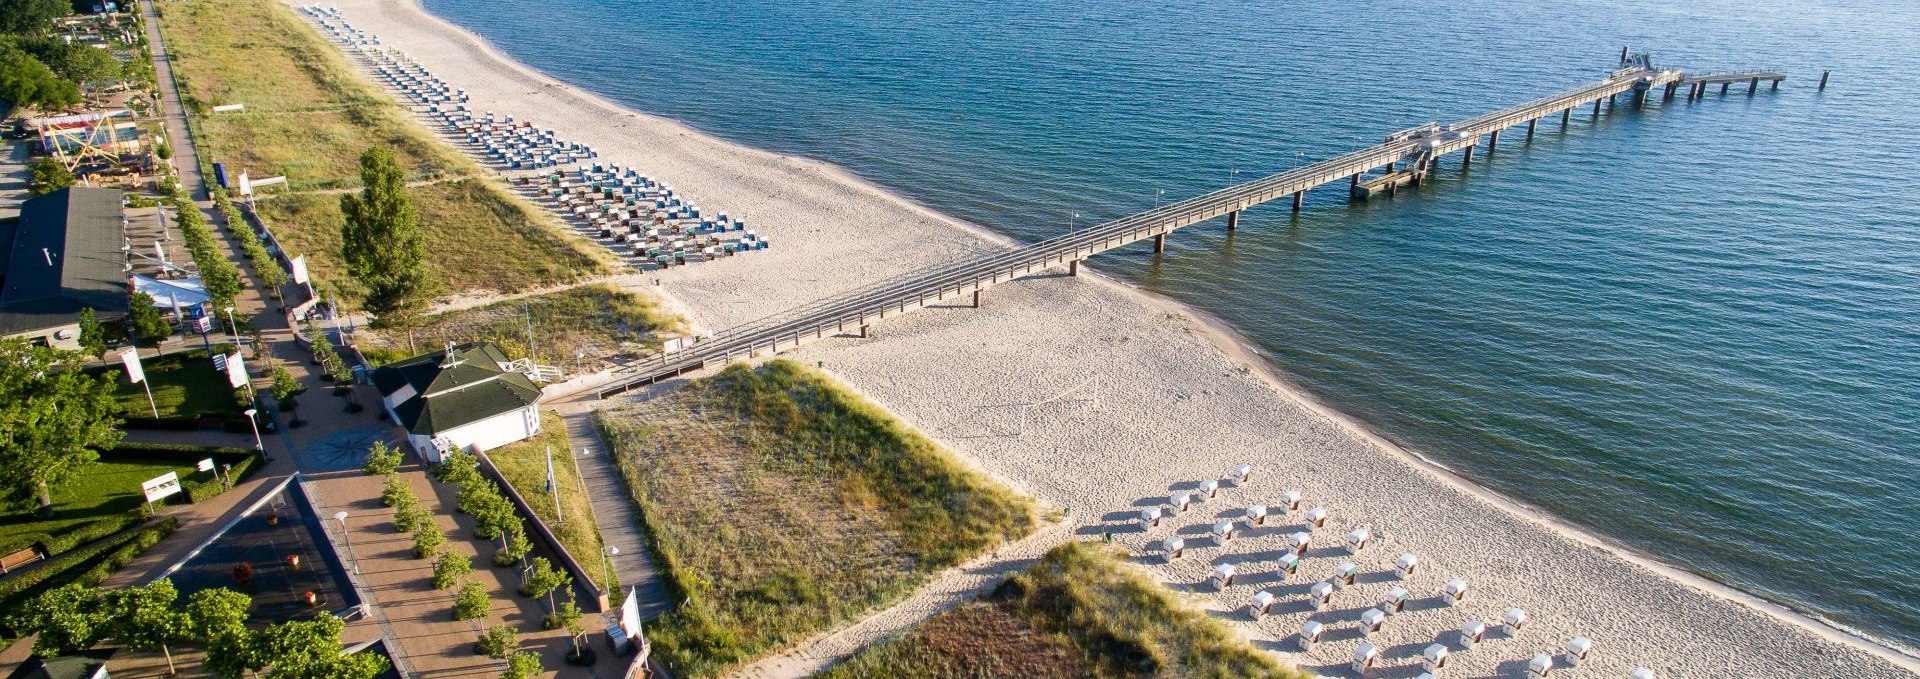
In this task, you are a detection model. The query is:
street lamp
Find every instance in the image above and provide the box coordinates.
[243,408,263,453]
[1155,188,1165,209]
[1069,212,1080,232]
[602,546,619,595]
[333,510,359,574]
[222,305,237,340]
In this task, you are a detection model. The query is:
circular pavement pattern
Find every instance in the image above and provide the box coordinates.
[302,426,400,473]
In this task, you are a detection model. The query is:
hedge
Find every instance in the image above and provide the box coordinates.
[0,517,178,636]
[100,443,263,505]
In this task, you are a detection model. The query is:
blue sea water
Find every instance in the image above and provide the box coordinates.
[422,0,1920,649]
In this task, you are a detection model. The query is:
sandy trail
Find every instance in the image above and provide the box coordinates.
[305,1,1919,676]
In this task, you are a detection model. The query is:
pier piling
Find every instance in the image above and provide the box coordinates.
[1592,99,1601,119]
[1489,129,1500,151]
[1226,210,1240,230]
[1748,77,1759,95]
[1618,45,1629,63]
[1819,70,1830,91]
[1462,144,1474,168]
[1561,108,1571,128]
[1527,118,1537,140]
[1291,191,1304,212]
[1152,233,1166,253]
[1720,82,1729,95]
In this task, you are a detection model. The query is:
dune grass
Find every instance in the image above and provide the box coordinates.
[485,410,615,591]
[354,283,683,367]
[160,0,457,189]
[161,0,614,301]
[252,178,611,303]
[821,541,1313,679]
[596,360,1037,677]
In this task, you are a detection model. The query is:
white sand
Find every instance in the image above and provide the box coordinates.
[307,2,1920,676]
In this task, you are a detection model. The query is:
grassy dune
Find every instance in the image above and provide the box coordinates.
[160,0,613,300]
[596,360,1037,677]
[821,542,1313,679]
[486,410,615,591]
[354,283,684,366]
[254,180,610,303]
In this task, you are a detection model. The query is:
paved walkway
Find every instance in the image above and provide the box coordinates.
[555,406,671,620]
[728,519,1079,679]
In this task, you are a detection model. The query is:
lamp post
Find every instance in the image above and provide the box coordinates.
[1155,188,1165,209]
[243,407,263,453]
[222,305,238,340]
[333,510,358,574]
[1230,169,1240,183]
[1069,212,1080,232]
[602,546,619,595]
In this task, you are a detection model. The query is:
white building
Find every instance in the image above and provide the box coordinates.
[371,342,542,463]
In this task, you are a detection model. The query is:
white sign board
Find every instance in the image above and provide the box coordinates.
[290,255,310,285]
[197,458,216,473]
[141,472,181,503]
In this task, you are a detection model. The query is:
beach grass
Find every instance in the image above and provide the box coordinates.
[104,351,243,420]
[159,0,458,189]
[352,282,682,367]
[161,0,614,300]
[820,541,1313,679]
[252,179,612,303]
[484,410,616,591]
[595,360,1037,677]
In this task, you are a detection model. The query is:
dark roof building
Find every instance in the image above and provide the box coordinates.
[371,342,544,461]
[6,649,113,679]
[0,187,127,349]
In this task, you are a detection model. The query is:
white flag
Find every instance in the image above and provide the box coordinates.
[120,349,146,384]
[225,352,249,389]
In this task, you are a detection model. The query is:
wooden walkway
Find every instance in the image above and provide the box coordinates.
[557,406,673,620]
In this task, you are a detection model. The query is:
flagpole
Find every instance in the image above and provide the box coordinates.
[143,381,158,418]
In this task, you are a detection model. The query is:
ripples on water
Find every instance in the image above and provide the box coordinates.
[424,0,1920,648]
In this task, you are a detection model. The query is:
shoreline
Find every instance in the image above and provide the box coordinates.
[315,1,1920,674]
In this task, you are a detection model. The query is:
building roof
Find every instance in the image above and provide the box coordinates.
[7,649,112,679]
[0,187,127,335]
[371,342,541,436]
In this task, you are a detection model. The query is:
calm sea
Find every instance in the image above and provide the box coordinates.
[422,0,1920,649]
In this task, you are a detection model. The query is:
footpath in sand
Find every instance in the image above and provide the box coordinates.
[309,1,1920,677]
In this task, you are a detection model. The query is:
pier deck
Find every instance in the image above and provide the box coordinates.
[593,56,1782,397]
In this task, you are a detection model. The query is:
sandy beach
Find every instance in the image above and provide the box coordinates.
[303,1,1920,676]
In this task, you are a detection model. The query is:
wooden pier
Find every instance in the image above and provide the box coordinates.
[594,54,1787,397]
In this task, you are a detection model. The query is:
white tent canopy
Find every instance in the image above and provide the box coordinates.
[132,274,209,309]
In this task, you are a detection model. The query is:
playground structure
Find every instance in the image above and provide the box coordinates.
[31,109,151,175]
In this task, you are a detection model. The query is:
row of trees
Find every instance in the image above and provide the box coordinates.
[213,190,290,309]
[170,195,244,313]
[7,579,388,679]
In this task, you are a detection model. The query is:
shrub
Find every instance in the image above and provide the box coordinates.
[365,442,404,476]
[494,525,530,568]
[452,582,489,620]
[502,651,541,679]
[474,623,518,659]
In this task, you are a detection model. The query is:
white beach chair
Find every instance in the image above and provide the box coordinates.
[1161,537,1184,562]
[1528,652,1554,678]
[1245,504,1268,527]
[1382,587,1411,613]
[1630,667,1658,679]
[1360,607,1387,637]
[1443,578,1469,606]
[1212,563,1236,590]
[1310,581,1335,611]
[1282,489,1302,512]
[1249,590,1275,618]
[1566,636,1593,667]
[1423,643,1450,671]
[1212,520,1236,546]
[1333,562,1359,588]
[1289,531,1312,556]
[1347,526,1371,552]
[1460,620,1487,649]
[1169,493,1191,514]
[1503,607,1529,636]
[1138,506,1162,528]
[1200,479,1220,498]
[1299,620,1324,651]
[1396,553,1419,578]
[1276,552,1300,579]
[1352,642,1381,674]
[1306,506,1328,529]
[1232,463,1252,484]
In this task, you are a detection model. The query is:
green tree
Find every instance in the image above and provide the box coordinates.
[518,556,572,614]
[452,581,489,620]
[0,0,70,35]
[128,292,171,344]
[107,579,190,674]
[8,583,105,657]
[339,147,432,336]
[412,521,445,559]
[364,440,404,476]
[432,547,473,590]
[76,307,106,356]
[153,140,171,160]
[28,156,73,195]
[494,523,530,568]
[269,362,302,405]
[0,44,77,111]
[473,623,518,659]
[255,614,388,679]
[501,651,542,679]
[26,42,118,86]
[188,588,258,679]
[552,601,585,652]
[0,338,122,513]
[435,450,481,486]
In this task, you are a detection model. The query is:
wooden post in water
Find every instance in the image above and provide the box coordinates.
[1818,71,1830,91]
[1592,99,1602,119]
[1720,82,1729,95]
[1489,129,1500,151]
[1748,77,1759,95]
[1462,143,1474,169]
[1152,233,1166,254]
[1527,118,1537,141]
[1226,210,1240,231]
[1618,45,1629,63]
[1561,108,1571,128]
[1291,191,1304,212]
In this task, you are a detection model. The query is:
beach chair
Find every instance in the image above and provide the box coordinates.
[1396,553,1419,578]
[1249,590,1275,618]
[1299,620,1324,650]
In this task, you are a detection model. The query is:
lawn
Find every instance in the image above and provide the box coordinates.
[161,0,615,302]
[253,179,613,304]
[596,360,1038,677]
[485,409,616,591]
[0,457,217,557]
[820,542,1313,679]
[105,350,243,420]
[355,283,685,367]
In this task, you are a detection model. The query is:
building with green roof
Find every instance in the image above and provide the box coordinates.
[370,342,543,463]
